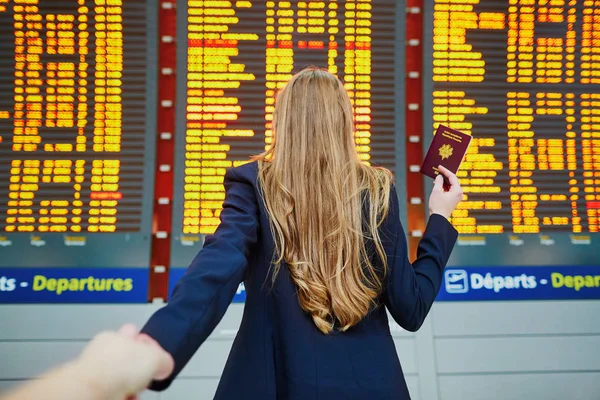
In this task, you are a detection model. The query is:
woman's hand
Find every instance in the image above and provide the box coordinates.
[428,165,463,220]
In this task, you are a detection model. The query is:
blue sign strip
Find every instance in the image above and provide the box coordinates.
[0,268,149,303]
[168,268,246,303]
[3,265,599,303]
[170,266,600,303]
[437,266,600,301]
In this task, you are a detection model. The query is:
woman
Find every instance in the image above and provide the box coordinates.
[141,67,462,399]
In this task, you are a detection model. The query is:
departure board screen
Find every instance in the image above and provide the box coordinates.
[0,0,157,268]
[171,0,401,266]
[424,0,599,266]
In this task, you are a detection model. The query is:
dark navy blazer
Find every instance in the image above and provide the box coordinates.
[141,161,458,399]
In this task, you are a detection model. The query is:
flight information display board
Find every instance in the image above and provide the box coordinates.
[170,0,402,267]
[0,0,157,269]
[424,0,600,267]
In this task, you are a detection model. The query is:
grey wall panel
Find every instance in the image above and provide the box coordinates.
[438,373,600,400]
[436,336,600,374]
[139,390,160,400]
[405,376,421,400]
[0,342,85,379]
[4,303,600,400]
[207,304,246,340]
[433,302,600,336]
[0,305,161,340]
[414,317,441,400]
[395,338,418,375]
[160,378,220,400]
[0,304,245,341]
[178,340,233,378]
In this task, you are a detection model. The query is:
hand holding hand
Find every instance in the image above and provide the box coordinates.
[428,165,463,220]
[75,324,174,399]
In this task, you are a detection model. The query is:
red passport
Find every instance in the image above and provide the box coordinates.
[420,124,472,186]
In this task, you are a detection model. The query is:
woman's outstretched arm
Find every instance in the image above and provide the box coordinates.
[140,166,260,390]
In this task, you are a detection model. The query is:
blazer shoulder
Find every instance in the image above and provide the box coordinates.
[229,160,259,183]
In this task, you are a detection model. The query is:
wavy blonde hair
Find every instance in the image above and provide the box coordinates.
[254,67,392,334]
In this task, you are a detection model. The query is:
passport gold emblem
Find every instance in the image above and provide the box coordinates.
[439,143,453,160]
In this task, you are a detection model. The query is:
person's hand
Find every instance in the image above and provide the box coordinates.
[74,324,174,399]
[428,165,463,220]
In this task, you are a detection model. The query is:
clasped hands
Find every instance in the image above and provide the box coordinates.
[74,324,174,400]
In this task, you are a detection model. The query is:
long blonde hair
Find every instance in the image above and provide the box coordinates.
[254,67,392,334]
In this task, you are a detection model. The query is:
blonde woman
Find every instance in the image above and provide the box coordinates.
[141,67,463,399]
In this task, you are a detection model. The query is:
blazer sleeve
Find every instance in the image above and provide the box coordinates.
[140,167,259,391]
[381,186,458,332]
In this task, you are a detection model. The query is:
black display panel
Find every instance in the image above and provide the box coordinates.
[0,0,157,268]
[171,0,403,267]
[424,0,599,266]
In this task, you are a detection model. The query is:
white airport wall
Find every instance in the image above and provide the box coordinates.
[1,301,599,399]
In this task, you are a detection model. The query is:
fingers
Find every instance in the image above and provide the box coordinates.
[136,333,156,345]
[136,333,174,380]
[80,327,174,399]
[437,165,459,189]
[118,326,174,381]
[433,173,444,192]
[153,347,175,381]
[118,324,138,338]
